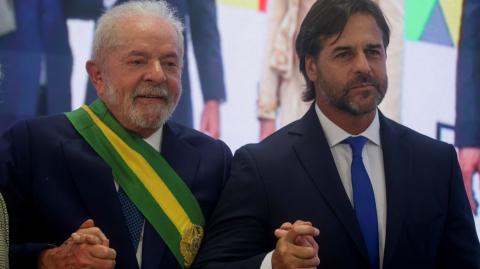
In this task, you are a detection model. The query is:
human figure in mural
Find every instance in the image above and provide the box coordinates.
[0,0,104,134]
[456,0,480,216]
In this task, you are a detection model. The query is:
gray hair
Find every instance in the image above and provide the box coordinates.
[92,0,184,64]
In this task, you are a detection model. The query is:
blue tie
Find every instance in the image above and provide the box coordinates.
[118,187,144,250]
[343,136,379,269]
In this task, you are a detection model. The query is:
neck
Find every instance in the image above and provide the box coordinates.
[316,99,376,135]
[128,127,158,138]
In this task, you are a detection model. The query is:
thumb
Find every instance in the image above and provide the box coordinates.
[285,224,319,243]
[79,219,95,229]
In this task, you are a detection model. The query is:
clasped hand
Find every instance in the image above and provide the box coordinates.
[38,219,116,269]
[272,220,320,269]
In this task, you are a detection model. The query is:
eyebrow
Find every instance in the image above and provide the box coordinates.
[162,52,179,59]
[125,50,149,58]
[332,46,352,53]
[365,44,383,50]
[331,43,383,53]
[124,50,179,60]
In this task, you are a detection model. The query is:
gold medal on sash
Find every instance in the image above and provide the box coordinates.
[180,224,204,267]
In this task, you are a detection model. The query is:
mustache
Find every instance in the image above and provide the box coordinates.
[132,84,169,100]
[346,73,379,89]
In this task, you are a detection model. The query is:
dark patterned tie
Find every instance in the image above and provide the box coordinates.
[343,136,379,269]
[118,187,144,250]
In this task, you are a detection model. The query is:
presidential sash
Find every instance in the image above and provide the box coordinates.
[65,100,205,268]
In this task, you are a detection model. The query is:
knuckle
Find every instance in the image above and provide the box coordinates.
[76,256,90,267]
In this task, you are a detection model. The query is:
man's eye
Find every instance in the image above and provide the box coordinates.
[366,49,381,56]
[128,59,145,65]
[335,53,348,60]
[163,61,178,69]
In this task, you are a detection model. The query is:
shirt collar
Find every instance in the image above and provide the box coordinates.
[314,103,381,148]
[144,125,163,152]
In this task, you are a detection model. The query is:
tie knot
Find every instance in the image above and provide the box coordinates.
[343,136,368,157]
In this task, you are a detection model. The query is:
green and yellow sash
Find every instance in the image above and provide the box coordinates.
[65,100,205,268]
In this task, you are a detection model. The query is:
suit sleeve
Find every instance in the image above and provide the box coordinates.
[0,122,52,268]
[186,0,226,103]
[194,147,273,269]
[455,0,480,147]
[437,146,480,268]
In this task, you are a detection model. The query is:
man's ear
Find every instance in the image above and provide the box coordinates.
[305,56,318,82]
[86,60,106,97]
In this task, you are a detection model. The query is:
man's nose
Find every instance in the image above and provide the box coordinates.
[145,61,166,83]
[352,53,372,75]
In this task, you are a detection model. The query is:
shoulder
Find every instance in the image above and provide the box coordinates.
[165,121,232,157]
[2,114,80,145]
[381,116,456,170]
[235,119,303,163]
[383,116,453,153]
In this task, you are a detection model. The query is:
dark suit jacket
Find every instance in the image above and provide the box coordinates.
[0,114,232,268]
[195,105,480,269]
[455,0,480,147]
[86,0,226,127]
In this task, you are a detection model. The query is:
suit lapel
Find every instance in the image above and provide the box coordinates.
[292,106,369,260]
[62,138,139,269]
[161,122,200,190]
[379,115,412,268]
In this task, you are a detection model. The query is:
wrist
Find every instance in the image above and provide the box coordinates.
[38,246,58,269]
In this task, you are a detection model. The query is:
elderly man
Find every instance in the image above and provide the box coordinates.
[195,0,480,268]
[85,0,227,138]
[0,1,231,268]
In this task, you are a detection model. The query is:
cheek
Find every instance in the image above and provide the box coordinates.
[168,76,182,96]
[372,62,387,76]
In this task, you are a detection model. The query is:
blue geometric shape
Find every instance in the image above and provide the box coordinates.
[420,2,454,47]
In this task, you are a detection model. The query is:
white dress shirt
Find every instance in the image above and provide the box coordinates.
[113,126,163,268]
[261,104,387,268]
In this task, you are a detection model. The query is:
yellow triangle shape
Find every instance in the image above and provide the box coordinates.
[219,0,258,10]
[439,0,464,46]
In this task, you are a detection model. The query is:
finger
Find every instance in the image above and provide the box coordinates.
[274,228,288,239]
[212,128,220,139]
[77,226,109,245]
[462,169,473,186]
[71,233,102,245]
[284,224,319,243]
[200,112,208,133]
[295,236,309,247]
[87,245,117,260]
[79,219,95,229]
[279,222,293,230]
[293,220,312,226]
[304,235,319,251]
[289,244,317,259]
[293,224,319,236]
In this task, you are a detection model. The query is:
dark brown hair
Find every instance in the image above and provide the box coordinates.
[296,0,390,101]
